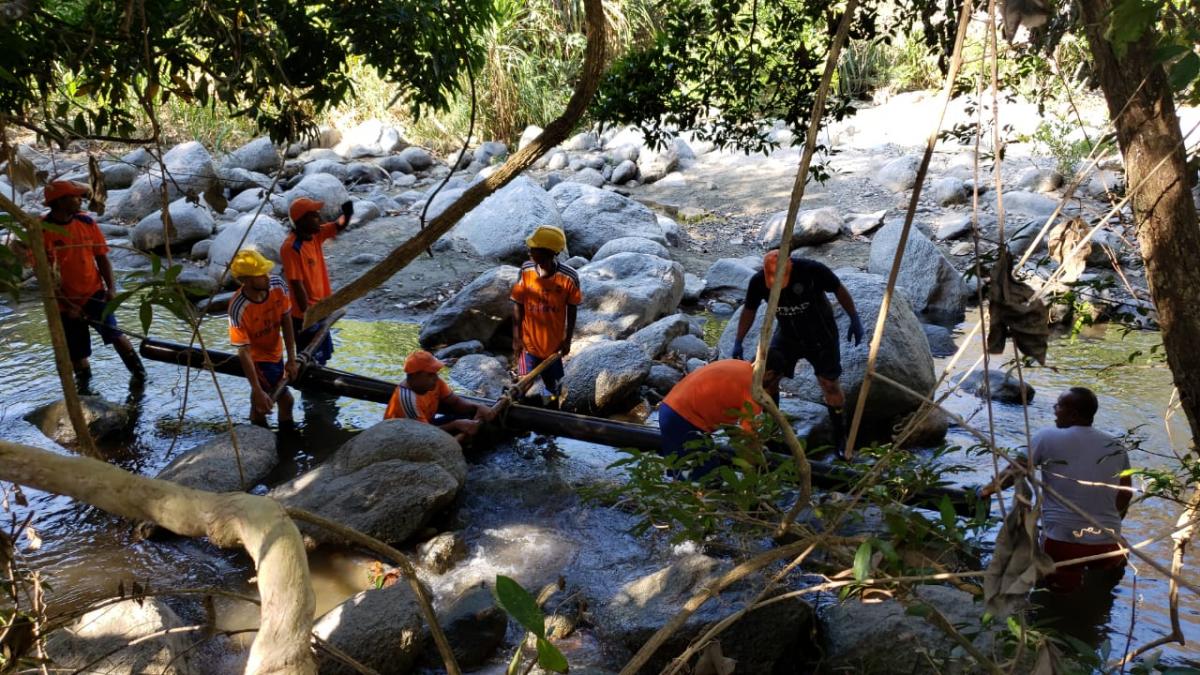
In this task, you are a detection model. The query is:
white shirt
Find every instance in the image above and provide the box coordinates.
[1031,425,1130,544]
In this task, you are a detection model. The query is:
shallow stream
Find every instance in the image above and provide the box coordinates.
[1,300,1197,668]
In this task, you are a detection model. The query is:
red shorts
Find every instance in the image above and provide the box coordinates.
[1042,538,1126,593]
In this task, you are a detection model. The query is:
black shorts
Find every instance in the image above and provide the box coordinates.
[770,331,842,380]
[62,290,123,363]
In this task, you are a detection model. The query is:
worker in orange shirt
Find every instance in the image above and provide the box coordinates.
[11,181,145,384]
[659,354,788,476]
[510,225,581,404]
[228,250,298,427]
[385,350,496,442]
[280,197,352,365]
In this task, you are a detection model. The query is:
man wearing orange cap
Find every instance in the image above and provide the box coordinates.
[229,249,299,427]
[280,197,353,365]
[510,224,581,404]
[730,249,863,456]
[659,354,788,476]
[13,180,145,383]
[385,350,496,441]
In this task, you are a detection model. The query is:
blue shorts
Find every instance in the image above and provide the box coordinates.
[658,402,723,478]
[520,352,565,395]
[255,360,286,391]
[293,317,334,365]
[62,290,122,362]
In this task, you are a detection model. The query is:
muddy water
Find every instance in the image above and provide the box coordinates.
[1,297,1198,668]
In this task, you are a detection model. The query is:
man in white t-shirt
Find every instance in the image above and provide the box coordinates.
[980,387,1133,592]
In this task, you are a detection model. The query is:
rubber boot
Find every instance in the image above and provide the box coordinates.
[119,347,147,381]
[827,405,846,457]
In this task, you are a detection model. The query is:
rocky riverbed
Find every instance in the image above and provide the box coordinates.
[4,90,1199,672]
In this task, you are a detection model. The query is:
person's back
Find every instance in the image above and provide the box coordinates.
[1033,425,1129,544]
[663,359,760,433]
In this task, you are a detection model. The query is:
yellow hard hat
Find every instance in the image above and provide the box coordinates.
[525,224,567,253]
[230,249,275,278]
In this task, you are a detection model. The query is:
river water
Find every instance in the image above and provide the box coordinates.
[0,299,1197,668]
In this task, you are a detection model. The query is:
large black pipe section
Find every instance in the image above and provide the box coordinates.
[140,338,979,515]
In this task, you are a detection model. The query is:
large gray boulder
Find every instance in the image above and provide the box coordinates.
[130,198,215,252]
[334,119,404,158]
[26,396,129,445]
[449,354,510,399]
[559,340,651,414]
[419,266,520,349]
[758,207,842,247]
[1002,190,1059,217]
[592,236,670,262]
[868,221,968,322]
[45,598,199,674]
[961,369,1035,404]
[283,173,351,222]
[701,256,759,301]
[931,177,969,205]
[549,182,665,258]
[719,271,936,440]
[610,159,639,184]
[592,554,819,674]
[576,253,685,339]
[215,166,273,193]
[637,143,679,183]
[111,141,217,221]
[314,582,429,675]
[301,158,350,182]
[627,313,692,359]
[448,177,564,263]
[877,156,919,192]
[426,586,508,669]
[823,585,995,673]
[399,146,434,170]
[228,188,285,214]
[271,419,466,546]
[154,425,278,492]
[207,213,289,282]
[221,136,279,173]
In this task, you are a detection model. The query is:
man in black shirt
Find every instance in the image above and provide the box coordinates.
[731,249,864,455]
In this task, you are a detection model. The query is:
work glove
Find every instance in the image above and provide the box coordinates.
[340,200,354,220]
[731,341,745,361]
[847,314,864,346]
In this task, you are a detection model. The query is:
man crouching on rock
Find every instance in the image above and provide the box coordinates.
[228,250,298,427]
[386,350,496,444]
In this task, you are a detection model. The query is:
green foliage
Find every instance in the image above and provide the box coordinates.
[0,0,494,144]
[1028,118,1096,177]
[493,575,568,674]
[837,40,889,99]
[590,0,869,153]
[104,253,198,336]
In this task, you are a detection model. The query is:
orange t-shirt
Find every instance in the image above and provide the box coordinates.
[38,212,108,306]
[229,277,291,363]
[384,379,453,423]
[510,262,582,359]
[662,359,762,432]
[280,222,338,317]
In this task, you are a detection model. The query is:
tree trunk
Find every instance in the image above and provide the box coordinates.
[0,440,317,674]
[303,0,608,328]
[0,191,100,456]
[1079,0,1200,441]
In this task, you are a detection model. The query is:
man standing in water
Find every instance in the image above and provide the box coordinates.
[729,249,863,456]
[980,387,1132,593]
[228,250,298,427]
[280,197,352,365]
[13,180,145,385]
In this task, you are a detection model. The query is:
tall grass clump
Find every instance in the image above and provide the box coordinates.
[837,40,890,99]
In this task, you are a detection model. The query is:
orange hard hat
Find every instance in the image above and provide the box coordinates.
[404,350,445,375]
[762,249,792,286]
[289,197,324,224]
[43,180,89,206]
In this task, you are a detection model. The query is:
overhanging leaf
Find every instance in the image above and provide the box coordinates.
[88,155,107,216]
[204,182,228,214]
[494,575,546,638]
[852,541,872,581]
[1169,51,1200,93]
[535,637,568,673]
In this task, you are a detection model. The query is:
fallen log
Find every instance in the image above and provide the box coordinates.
[139,338,980,515]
